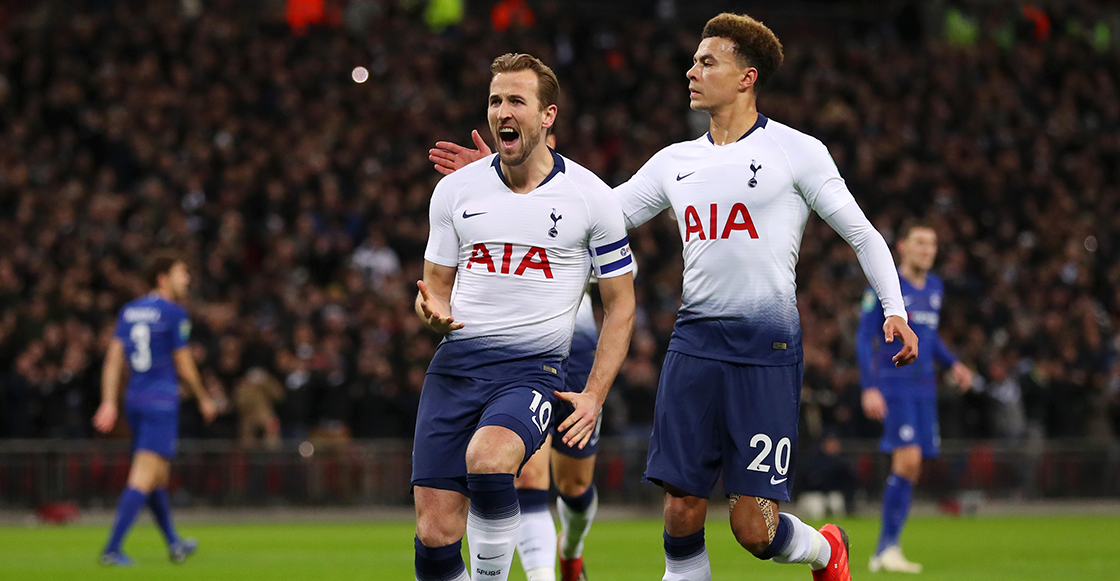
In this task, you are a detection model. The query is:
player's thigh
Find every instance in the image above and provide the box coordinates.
[515,435,552,490]
[551,450,596,497]
[414,486,471,546]
[411,373,488,495]
[476,379,561,475]
[645,351,725,499]
[721,363,801,502]
[127,450,170,492]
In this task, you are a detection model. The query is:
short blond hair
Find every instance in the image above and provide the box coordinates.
[490,53,560,109]
[702,13,784,90]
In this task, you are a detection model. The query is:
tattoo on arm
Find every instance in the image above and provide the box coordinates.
[756,498,777,543]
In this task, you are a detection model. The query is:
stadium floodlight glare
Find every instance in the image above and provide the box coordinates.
[352,66,369,83]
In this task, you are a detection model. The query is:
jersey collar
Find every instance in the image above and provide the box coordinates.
[706,113,768,145]
[492,147,566,189]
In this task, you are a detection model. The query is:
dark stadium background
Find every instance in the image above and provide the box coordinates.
[0,0,1118,512]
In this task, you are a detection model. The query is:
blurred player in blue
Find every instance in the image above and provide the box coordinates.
[93,251,218,566]
[858,220,972,573]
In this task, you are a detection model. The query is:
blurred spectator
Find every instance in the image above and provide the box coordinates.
[0,0,1116,444]
[234,367,285,448]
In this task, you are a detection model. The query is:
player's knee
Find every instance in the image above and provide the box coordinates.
[663,490,707,536]
[554,470,592,498]
[415,519,462,548]
[730,516,771,557]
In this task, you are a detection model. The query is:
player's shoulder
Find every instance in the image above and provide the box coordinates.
[926,273,945,290]
[762,117,827,152]
[557,154,611,195]
[435,154,497,192]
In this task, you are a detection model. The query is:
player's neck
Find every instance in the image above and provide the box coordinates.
[900,264,928,288]
[706,98,758,146]
[154,288,176,303]
[500,144,555,194]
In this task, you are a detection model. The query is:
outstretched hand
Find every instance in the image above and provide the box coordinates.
[554,390,602,450]
[92,401,118,434]
[430,130,491,175]
[884,315,918,367]
[417,280,465,334]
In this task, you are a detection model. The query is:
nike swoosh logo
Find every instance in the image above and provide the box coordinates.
[770,476,788,485]
[676,171,695,181]
[477,554,505,561]
[462,211,487,219]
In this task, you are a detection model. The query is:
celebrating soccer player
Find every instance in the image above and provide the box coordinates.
[434,131,604,581]
[411,53,635,581]
[93,251,218,566]
[858,219,973,573]
[432,13,920,581]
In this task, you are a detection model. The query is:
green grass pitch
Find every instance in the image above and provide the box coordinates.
[0,515,1117,580]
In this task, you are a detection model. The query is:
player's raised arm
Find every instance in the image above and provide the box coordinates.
[173,348,218,423]
[415,261,465,334]
[556,271,635,449]
[93,338,126,433]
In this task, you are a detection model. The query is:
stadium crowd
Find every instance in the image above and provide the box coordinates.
[0,0,1118,447]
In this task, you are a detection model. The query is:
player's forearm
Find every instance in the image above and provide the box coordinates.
[100,340,124,405]
[823,202,906,320]
[173,351,209,402]
[582,298,635,403]
[100,357,122,405]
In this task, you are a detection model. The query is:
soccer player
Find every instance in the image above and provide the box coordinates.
[411,53,635,581]
[431,13,919,581]
[858,219,972,574]
[92,251,218,566]
[434,132,603,581]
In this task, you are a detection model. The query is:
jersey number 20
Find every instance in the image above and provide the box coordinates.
[130,323,152,372]
[746,433,791,475]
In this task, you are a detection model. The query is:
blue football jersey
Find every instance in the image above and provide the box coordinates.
[113,293,191,408]
[856,272,957,398]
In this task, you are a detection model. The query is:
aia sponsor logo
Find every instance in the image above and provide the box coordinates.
[683,203,758,242]
[467,243,553,278]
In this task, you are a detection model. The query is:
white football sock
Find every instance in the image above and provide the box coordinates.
[518,505,558,575]
[769,513,831,570]
[557,487,598,559]
[467,505,521,581]
[663,546,712,581]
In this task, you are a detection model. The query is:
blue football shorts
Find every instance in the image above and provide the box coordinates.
[880,394,940,458]
[126,404,179,459]
[644,351,802,502]
[411,370,563,496]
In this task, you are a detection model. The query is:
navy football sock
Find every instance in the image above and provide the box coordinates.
[103,487,148,555]
[147,488,181,546]
[877,473,913,554]
[663,528,711,580]
[415,536,469,581]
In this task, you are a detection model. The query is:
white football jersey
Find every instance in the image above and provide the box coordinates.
[616,114,855,365]
[425,150,632,377]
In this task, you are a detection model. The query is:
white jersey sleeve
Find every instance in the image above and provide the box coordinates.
[821,201,907,321]
[423,177,463,267]
[615,149,672,230]
[587,195,633,278]
[786,135,854,217]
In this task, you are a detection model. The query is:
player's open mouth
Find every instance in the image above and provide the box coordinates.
[498,127,520,147]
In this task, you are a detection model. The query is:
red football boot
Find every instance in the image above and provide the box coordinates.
[559,555,588,581]
[812,524,851,581]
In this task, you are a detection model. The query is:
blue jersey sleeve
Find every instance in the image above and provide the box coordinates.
[113,310,129,341]
[931,332,958,367]
[856,287,885,390]
[170,306,191,351]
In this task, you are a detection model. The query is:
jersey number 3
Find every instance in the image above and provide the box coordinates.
[130,323,152,372]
